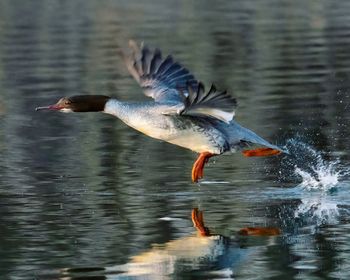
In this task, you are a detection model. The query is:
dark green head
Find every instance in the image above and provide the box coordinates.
[36,95,111,112]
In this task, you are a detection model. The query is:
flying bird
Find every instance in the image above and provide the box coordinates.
[36,41,284,182]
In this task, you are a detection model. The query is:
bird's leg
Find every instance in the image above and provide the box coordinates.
[191,152,214,183]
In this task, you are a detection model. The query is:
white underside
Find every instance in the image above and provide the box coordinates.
[126,120,220,154]
[104,99,222,154]
[164,129,220,154]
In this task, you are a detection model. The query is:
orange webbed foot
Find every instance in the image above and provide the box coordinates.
[242,147,281,157]
[191,152,213,182]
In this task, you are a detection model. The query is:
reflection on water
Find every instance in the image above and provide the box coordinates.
[280,139,349,227]
[295,195,340,226]
[1,0,350,279]
[60,208,281,279]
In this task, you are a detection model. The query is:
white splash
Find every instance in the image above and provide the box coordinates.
[282,139,341,191]
[295,161,339,191]
[294,196,340,226]
[283,139,344,225]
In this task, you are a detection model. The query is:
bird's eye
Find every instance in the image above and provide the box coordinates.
[65,100,71,105]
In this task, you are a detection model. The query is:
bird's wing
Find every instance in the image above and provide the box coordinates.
[181,82,237,123]
[123,40,198,104]
[123,40,237,123]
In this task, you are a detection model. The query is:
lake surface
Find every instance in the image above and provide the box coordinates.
[1,1,350,279]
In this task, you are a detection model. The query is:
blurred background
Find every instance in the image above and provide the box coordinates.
[0,0,350,279]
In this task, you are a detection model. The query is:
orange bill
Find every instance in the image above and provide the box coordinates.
[242,147,281,157]
[238,227,281,236]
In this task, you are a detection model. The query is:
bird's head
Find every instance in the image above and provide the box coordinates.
[36,95,110,113]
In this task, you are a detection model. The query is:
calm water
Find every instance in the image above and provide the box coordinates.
[1,1,350,279]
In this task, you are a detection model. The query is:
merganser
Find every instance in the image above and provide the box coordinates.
[36,41,285,182]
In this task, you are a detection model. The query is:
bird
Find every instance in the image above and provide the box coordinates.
[36,40,285,182]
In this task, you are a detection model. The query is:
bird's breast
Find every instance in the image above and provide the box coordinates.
[115,106,225,154]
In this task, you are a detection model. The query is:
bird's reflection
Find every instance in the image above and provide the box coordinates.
[192,208,281,237]
[60,208,280,279]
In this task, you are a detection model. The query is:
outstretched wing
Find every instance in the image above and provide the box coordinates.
[123,41,237,123]
[124,40,198,103]
[181,82,237,123]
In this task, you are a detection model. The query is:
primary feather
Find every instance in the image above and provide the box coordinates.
[181,83,237,123]
[123,40,236,122]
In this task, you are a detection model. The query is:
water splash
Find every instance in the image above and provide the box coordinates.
[294,162,339,191]
[294,196,340,226]
[284,139,341,191]
[283,139,346,225]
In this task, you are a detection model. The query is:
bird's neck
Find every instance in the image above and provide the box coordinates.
[103,98,130,120]
[103,99,152,129]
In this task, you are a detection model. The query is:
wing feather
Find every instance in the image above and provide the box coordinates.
[123,40,237,122]
[181,82,237,123]
[124,41,198,103]
[149,48,162,74]
[141,46,152,75]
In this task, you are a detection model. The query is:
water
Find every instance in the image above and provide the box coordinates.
[1,0,350,279]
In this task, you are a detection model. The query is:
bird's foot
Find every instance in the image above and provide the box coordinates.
[242,147,281,157]
[191,152,213,183]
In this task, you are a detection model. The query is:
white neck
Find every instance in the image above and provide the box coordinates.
[104,99,126,118]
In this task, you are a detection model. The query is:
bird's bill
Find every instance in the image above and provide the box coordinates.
[35,104,63,111]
